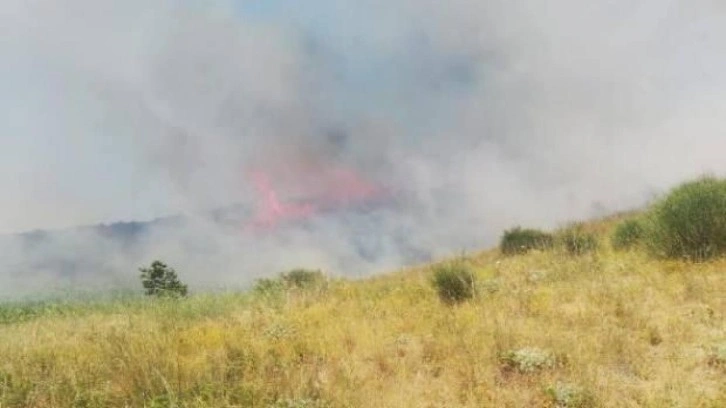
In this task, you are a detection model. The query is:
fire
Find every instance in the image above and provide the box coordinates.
[245,164,386,230]
[248,171,315,228]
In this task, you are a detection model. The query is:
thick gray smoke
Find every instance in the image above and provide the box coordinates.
[2,0,725,298]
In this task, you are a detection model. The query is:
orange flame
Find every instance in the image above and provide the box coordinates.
[244,164,386,231]
[248,171,315,229]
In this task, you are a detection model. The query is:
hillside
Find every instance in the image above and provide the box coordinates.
[0,193,429,299]
[0,216,724,407]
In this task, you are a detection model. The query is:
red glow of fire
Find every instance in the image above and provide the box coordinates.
[248,172,316,229]
[245,165,385,231]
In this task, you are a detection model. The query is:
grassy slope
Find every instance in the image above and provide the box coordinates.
[0,217,724,407]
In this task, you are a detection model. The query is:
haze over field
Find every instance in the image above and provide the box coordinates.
[2,1,726,296]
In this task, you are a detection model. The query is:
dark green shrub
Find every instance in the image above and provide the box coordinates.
[280,269,326,289]
[611,219,645,250]
[431,263,476,304]
[139,261,188,298]
[252,277,286,296]
[500,227,555,255]
[252,269,326,298]
[645,176,726,261]
[558,225,598,255]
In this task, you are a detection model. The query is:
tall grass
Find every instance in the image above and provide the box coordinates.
[1,233,724,407]
[1,195,726,407]
[557,224,599,255]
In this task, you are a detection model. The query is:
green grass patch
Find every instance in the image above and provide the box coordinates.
[431,262,476,304]
[500,227,555,255]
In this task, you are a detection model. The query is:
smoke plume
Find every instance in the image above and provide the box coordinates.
[2,0,726,298]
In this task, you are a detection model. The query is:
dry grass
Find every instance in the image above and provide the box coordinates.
[1,220,725,407]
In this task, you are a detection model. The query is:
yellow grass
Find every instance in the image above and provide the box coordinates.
[1,220,724,407]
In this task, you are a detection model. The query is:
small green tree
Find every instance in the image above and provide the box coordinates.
[139,261,188,298]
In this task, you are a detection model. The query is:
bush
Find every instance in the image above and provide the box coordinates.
[558,225,598,255]
[545,382,595,408]
[270,398,330,408]
[252,277,286,297]
[280,269,326,289]
[500,227,554,255]
[645,176,726,261]
[252,269,327,298]
[139,261,188,298]
[432,263,476,304]
[706,343,726,369]
[499,347,557,374]
[611,218,645,250]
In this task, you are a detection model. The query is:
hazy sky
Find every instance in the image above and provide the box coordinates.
[2,0,726,236]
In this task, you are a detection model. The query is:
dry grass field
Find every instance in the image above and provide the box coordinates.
[0,216,724,407]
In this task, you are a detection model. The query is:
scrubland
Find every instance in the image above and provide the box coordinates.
[2,178,726,407]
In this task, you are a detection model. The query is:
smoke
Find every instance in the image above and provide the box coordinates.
[2,0,726,297]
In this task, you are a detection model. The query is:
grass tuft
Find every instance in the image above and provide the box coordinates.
[545,382,596,408]
[431,262,476,304]
[558,224,599,255]
[500,227,555,255]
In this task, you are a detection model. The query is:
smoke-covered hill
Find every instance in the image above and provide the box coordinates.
[0,192,435,299]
